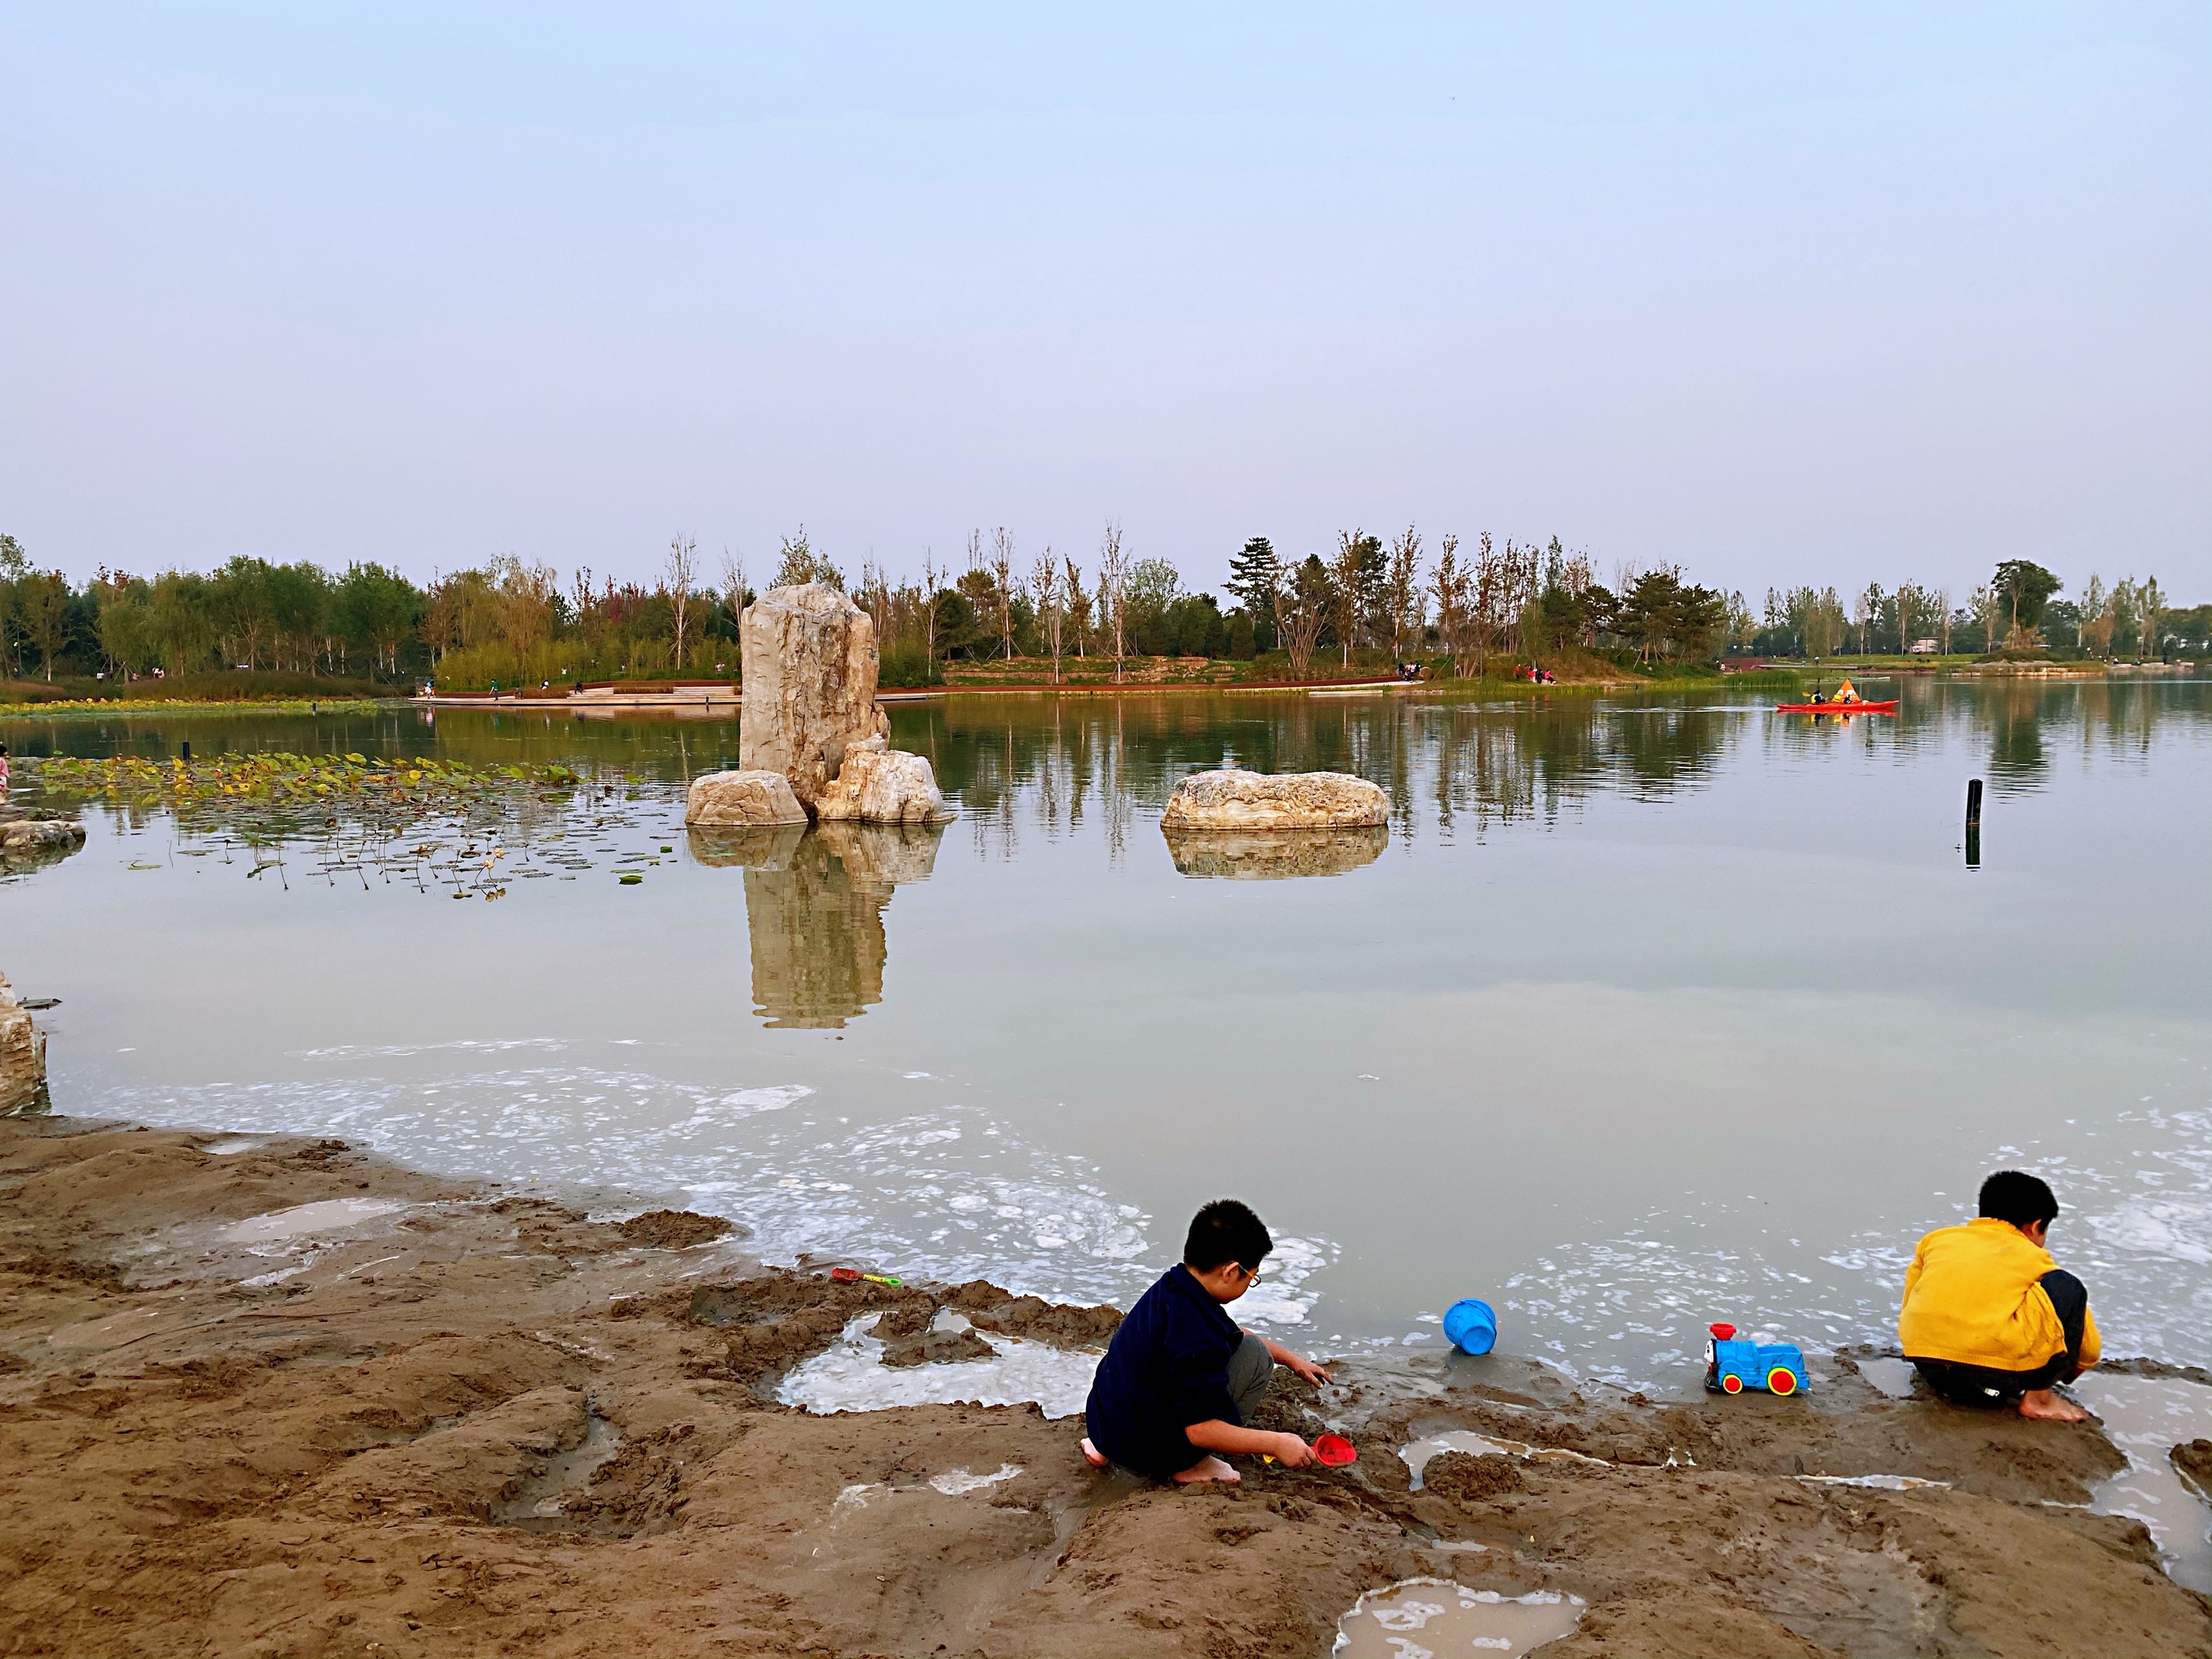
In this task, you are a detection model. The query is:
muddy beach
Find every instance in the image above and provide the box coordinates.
[3,1117,2208,1657]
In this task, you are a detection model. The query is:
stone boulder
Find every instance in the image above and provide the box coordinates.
[1162,825,1387,880]
[0,816,87,867]
[813,747,955,826]
[0,970,47,1116]
[738,583,891,808]
[684,769,809,829]
[1159,769,1388,831]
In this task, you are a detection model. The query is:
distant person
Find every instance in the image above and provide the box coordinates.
[1081,1199,1334,1484]
[1833,677,1861,704]
[0,742,10,795]
[1899,1170,2099,1421]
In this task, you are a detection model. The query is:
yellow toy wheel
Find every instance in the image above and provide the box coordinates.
[1720,1373,1743,1394]
[1767,1367,1798,1396]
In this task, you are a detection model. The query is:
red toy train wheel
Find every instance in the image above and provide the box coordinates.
[1720,1373,1743,1394]
[1767,1367,1798,1396]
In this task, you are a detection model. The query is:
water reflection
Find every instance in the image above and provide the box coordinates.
[1161,826,1389,880]
[691,823,944,1029]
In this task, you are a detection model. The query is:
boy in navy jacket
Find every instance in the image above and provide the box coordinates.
[1081,1199,1333,1484]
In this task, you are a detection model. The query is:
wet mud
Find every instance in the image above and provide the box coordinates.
[2,1114,2209,1657]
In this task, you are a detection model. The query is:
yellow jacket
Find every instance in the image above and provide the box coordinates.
[1898,1217,2100,1372]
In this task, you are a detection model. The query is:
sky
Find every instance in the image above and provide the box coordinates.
[3,4,2207,601]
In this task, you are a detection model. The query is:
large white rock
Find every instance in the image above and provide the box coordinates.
[0,970,47,1116]
[684,769,809,828]
[1159,769,1389,830]
[738,583,891,808]
[813,747,955,825]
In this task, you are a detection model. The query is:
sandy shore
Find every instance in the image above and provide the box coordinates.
[2,1114,2207,1658]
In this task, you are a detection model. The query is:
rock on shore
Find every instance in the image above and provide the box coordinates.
[813,747,955,825]
[0,970,45,1114]
[684,768,809,828]
[738,582,891,808]
[1160,768,1389,830]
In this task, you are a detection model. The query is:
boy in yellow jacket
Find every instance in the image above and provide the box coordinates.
[1899,1171,2099,1421]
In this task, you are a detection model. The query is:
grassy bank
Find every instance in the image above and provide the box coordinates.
[1,697,387,720]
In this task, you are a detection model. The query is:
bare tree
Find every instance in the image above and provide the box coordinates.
[1328,531,1368,671]
[1933,587,1952,654]
[1386,525,1423,662]
[922,552,945,667]
[1063,555,1091,659]
[992,527,1018,660]
[2137,575,2166,659]
[1098,521,1129,684]
[665,534,699,670]
[1030,551,1063,684]
[1971,583,1998,654]
[1277,555,1329,680]
[720,548,747,616]
[1429,534,1475,677]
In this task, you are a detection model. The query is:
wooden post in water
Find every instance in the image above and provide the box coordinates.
[1965,777,1982,869]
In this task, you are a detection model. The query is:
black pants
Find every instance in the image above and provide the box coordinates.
[1911,1270,2088,1406]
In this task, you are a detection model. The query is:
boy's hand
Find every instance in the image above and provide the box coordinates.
[1282,1353,1332,1387]
[1269,1433,1314,1468]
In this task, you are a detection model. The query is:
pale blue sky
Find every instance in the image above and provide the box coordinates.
[4,5,2207,598]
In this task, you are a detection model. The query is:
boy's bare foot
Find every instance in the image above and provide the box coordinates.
[1171,1455,1239,1485]
[2018,1388,2089,1422]
[1079,1437,1109,1470]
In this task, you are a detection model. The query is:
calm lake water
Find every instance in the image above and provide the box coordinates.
[6,677,2208,1389]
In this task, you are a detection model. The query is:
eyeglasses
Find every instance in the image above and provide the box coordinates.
[1238,1263,1264,1284]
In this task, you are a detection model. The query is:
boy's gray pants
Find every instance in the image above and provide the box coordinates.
[1228,1332,1274,1421]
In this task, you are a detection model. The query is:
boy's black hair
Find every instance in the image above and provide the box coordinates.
[1979,1170,2059,1229]
[1184,1199,1271,1273]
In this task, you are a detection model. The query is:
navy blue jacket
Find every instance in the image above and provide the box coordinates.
[1084,1265,1244,1478]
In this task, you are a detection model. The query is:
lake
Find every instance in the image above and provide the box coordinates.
[5,676,2207,1389]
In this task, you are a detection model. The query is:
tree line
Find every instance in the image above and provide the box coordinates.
[0,528,2199,692]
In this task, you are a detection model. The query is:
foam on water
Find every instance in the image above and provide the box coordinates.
[777,1313,1100,1419]
[105,1049,1339,1326]
[1333,1581,1584,1659]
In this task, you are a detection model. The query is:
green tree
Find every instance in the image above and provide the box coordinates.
[336,563,423,677]
[150,570,219,675]
[1992,560,2061,649]
[1224,537,1280,649]
[18,569,71,680]
[211,555,276,669]
[94,573,157,680]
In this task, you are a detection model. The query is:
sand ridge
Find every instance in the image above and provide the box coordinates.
[2,1115,2208,1657]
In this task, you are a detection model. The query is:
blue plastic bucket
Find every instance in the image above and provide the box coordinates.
[1442,1298,1497,1356]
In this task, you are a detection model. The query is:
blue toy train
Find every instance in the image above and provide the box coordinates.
[1702,1323,1810,1396]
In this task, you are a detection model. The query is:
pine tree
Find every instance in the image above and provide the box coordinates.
[1225,538,1281,620]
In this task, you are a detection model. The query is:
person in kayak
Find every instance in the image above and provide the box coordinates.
[1833,677,1862,704]
[1898,1170,2099,1421]
[1081,1199,1334,1483]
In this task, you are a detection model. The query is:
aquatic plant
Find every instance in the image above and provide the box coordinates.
[28,751,582,804]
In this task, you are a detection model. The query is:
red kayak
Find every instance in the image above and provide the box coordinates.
[1775,699,1897,714]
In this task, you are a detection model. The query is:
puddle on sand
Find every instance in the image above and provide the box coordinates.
[1796,1473,1948,1492]
[219,1197,400,1243]
[777,1313,1101,1419]
[197,1137,270,1157]
[495,1406,623,1530]
[1855,1356,1919,1399]
[1334,1580,1583,1658]
[2075,1373,2212,1594]
[1400,1431,1609,1489]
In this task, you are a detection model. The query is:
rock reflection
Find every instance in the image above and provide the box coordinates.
[690,823,944,1028]
[1162,826,1389,880]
